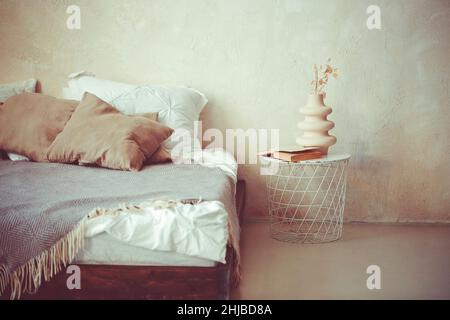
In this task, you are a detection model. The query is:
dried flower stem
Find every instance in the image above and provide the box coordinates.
[310,60,339,95]
[314,64,318,94]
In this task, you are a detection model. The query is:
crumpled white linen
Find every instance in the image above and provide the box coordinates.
[85,200,229,263]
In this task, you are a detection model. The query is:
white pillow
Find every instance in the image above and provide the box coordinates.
[111,86,206,149]
[63,71,134,101]
[0,78,37,103]
[0,78,37,161]
[62,73,208,150]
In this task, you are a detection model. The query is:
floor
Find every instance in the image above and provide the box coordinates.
[232,222,450,300]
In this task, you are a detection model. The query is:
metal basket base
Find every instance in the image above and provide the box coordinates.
[262,155,350,244]
[270,220,342,243]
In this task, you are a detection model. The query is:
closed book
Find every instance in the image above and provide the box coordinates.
[271,147,322,162]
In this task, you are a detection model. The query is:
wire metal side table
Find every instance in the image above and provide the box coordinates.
[260,154,350,244]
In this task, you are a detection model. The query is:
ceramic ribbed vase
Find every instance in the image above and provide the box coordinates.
[296,94,336,155]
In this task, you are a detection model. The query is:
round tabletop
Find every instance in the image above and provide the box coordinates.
[259,153,351,164]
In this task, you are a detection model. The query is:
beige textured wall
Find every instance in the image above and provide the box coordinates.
[0,0,449,223]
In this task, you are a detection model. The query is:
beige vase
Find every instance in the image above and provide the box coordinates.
[296,94,336,155]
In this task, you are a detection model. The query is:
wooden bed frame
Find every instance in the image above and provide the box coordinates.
[18,180,245,300]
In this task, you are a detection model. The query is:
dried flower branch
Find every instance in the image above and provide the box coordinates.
[310,59,339,95]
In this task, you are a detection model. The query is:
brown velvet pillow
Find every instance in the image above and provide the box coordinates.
[138,112,172,164]
[147,146,172,164]
[0,93,78,161]
[46,93,173,171]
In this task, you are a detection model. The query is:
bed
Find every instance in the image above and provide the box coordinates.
[0,157,244,300]
[0,74,243,300]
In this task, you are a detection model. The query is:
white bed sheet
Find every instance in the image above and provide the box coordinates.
[75,232,216,267]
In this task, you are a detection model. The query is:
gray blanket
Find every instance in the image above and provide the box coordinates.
[0,160,238,298]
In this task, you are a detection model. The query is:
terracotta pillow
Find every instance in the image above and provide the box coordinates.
[138,112,172,164]
[0,93,78,161]
[46,93,173,171]
[147,146,172,164]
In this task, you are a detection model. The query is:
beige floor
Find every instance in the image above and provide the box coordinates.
[232,222,450,300]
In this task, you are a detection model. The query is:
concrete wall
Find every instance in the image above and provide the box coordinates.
[0,0,449,222]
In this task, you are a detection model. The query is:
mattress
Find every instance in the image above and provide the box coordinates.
[75,233,216,267]
[0,148,239,272]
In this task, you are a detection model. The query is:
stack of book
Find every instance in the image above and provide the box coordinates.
[259,147,323,162]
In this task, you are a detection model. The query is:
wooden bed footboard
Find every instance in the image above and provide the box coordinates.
[16,180,246,300]
[29,247,235,300]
